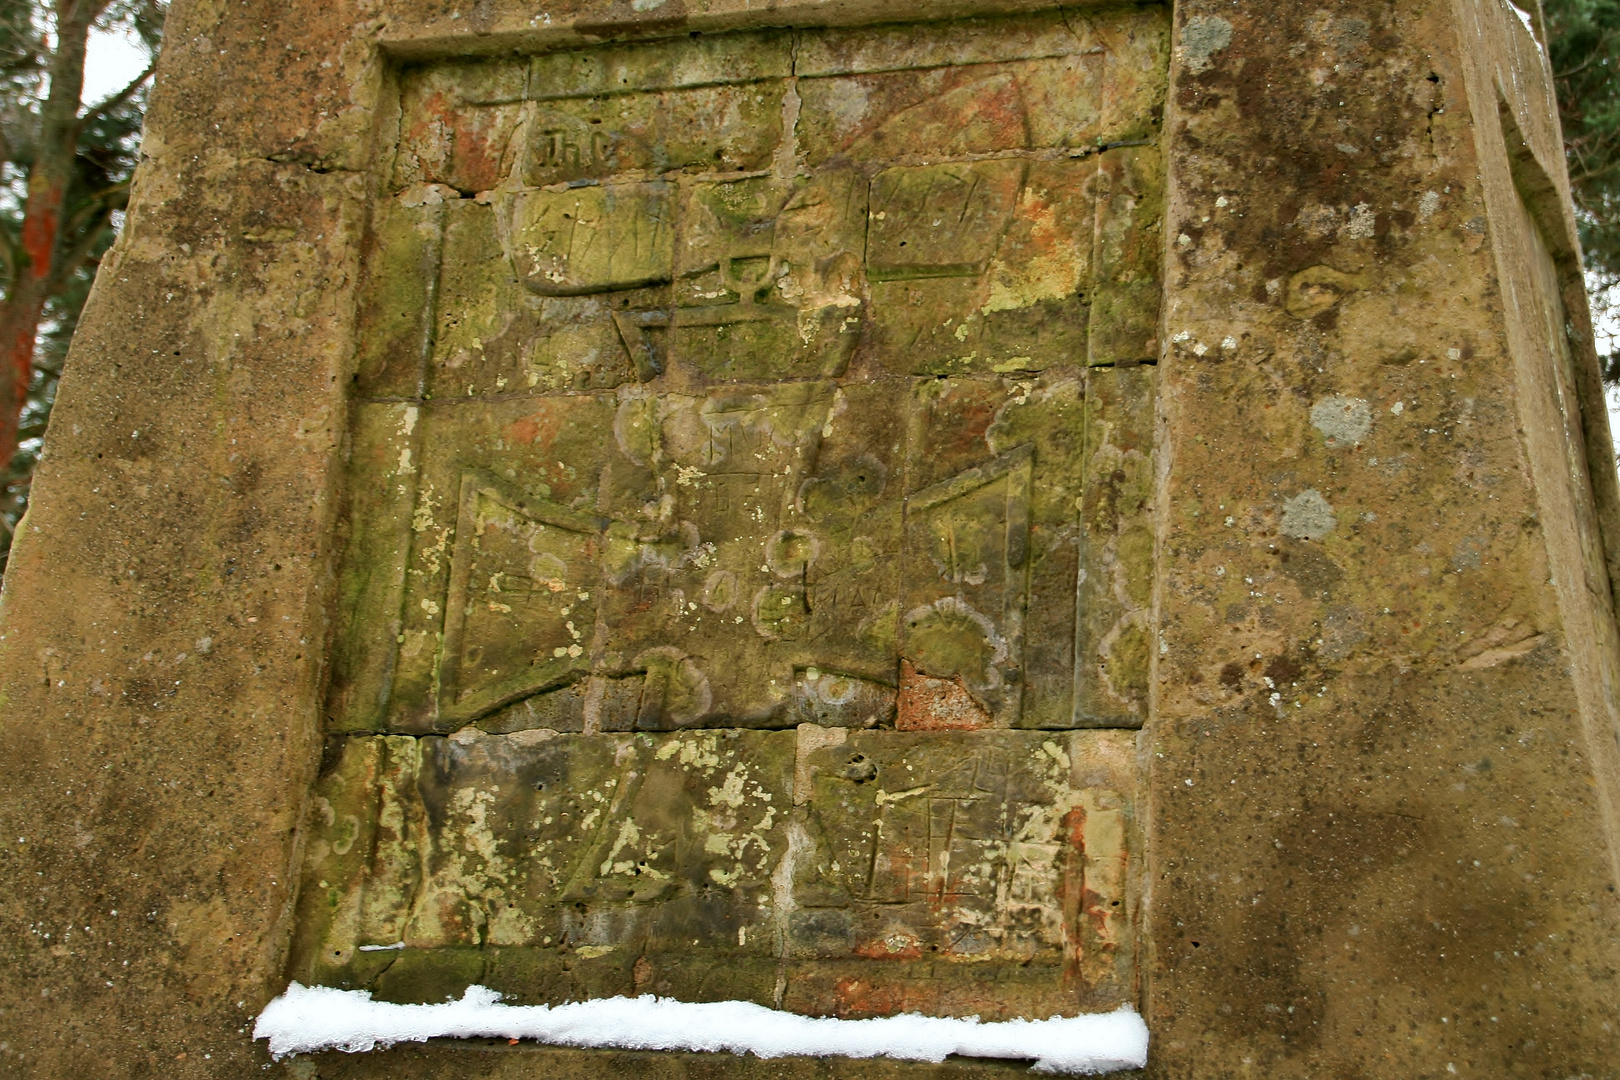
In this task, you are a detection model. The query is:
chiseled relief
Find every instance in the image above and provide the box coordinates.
[294,8,1165,1020]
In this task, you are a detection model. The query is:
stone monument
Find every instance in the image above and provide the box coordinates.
[2,0,1618,1076]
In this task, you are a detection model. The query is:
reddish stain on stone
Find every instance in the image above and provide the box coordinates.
[451,113,503,192]
[854,930,923,961]
[506,416,541,445]
[1060,805,1087,983]
[896,659,990,730]
[832,977,907,1018]
[405,90,453,152]
[504,403,565,450]
[973,76,1028,146]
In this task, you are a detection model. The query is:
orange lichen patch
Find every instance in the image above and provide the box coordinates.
[895,659,991,730]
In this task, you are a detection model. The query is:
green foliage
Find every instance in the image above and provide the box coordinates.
[0,0,161,574]
[1545,0,1620,376]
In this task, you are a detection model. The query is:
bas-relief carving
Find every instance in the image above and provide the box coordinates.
[290,727,1139,1017]
[306,7,1165,1018]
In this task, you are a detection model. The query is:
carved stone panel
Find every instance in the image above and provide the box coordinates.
[289,726,1138,1018]
[310,6,1165,1020]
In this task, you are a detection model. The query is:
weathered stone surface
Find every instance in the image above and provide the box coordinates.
[331,13,1164,739]
[1145,0,1620,1075]
[3,0,1620,1077]
[291,727,1136,1017]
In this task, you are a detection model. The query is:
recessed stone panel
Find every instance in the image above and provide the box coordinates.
[313,6,1166,1022]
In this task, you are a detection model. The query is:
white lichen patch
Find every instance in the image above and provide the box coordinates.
[1310,396,1372,447]
[708,766,751,810]
[1180,14,1233,73]
[598,818,643,876]
[1280,489,1337,540]
[1343,203,1376,239]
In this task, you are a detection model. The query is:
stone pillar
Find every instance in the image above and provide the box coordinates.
[1150,0,1620,1073]
[0,1,1614,1077]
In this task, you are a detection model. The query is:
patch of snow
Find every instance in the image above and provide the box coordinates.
[255,983,1150,1075]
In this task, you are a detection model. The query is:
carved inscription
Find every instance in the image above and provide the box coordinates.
[311,7,1166,1020]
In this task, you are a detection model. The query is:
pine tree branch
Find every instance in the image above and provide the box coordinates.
[0,52,41,76]
[79,57,154,125]
[1571,160,1620,185]
[1554,29,1620,79]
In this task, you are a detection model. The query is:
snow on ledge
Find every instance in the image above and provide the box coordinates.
[255,983,1149,1074]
